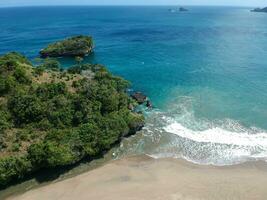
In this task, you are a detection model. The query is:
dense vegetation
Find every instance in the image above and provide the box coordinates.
[40,35,94,58]
[0,52,144,186]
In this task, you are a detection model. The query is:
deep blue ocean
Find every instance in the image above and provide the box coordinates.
[1,6,267,165]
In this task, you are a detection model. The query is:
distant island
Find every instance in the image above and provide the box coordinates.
[168,7,188,13]
[0,36,144,187]
[179,7,188,12]
[40,35,94,58]
[251,7,267,13]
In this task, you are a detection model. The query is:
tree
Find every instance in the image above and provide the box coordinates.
[8,94,46,125]
[40,58,61,71]
[75,56,83,67]
[0,156,31,186]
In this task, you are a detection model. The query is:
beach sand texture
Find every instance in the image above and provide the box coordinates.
[8,156,267,200]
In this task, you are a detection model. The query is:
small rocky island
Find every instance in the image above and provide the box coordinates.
[251,7,267,13]
[169,7,188,13]
[179,7,188,12]
[40,35,94,58]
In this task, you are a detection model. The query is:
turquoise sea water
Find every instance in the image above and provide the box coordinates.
[1,6,267,165]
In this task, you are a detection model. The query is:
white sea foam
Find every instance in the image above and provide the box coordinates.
[114,103,267,165]
[145,107,267,164]
[164,121,267,147]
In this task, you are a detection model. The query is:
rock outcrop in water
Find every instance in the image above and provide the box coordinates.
[131,92,153,108]
[40,35,93,58]
[251,7,267,13]
[179,7,188,12]
[168,7,188,13]
[131,92,147,104]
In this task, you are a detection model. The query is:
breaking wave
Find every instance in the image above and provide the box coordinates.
[114,98,267,165]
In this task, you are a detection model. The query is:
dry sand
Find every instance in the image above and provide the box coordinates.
[8,156,267,200]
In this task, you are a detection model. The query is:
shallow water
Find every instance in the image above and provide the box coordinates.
[1,6,267,165]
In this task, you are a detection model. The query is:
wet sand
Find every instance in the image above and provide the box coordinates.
[8,156,267,200]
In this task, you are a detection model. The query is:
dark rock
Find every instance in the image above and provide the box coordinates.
[251,7,267,13]
[169,7,188,13]
[131,92,147,104]
[129,121,145,135]
[126,120,145,137]
[179,7,188,12]
[146,100,152,108]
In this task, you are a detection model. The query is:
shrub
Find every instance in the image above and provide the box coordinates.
[0,76,16,96]
[39,58,61,71]
[28,142,76,168]
[0,156,31,186]
[11,143,20,152]
[13,66,31,84]
[8,94,46,125]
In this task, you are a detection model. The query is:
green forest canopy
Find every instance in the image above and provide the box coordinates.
[0,52,144,186]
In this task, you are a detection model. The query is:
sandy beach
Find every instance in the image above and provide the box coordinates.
[8,155,267,200]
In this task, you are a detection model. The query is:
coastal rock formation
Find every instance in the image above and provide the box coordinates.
[146,100,152,108]
[168,7,188,13]
[131,92,147,104]
[124,118,145,137]
[179,7,188,12]
[131,92,153,109]
[251,7,267,12]
[40,35,94,58]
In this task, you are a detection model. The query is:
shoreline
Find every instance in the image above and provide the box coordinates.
[8,155,267,200]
